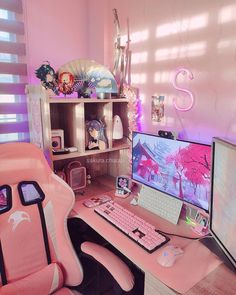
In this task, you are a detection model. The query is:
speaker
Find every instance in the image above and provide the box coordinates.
[158,130,174,139]
[51,129,64,150]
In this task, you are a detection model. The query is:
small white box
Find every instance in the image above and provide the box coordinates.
[51,129,64,150]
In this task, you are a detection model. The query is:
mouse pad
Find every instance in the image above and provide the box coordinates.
[153,240,222,294]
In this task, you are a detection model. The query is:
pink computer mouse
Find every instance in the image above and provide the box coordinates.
[156,245,184,267]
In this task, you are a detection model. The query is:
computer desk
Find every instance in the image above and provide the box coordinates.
[71,191,236,295]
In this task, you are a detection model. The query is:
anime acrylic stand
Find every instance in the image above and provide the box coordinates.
[86,120,108,150]
[35,62,59,95]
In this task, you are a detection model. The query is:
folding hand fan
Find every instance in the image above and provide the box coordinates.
[58,59,118,94]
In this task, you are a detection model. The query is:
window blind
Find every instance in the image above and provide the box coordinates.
[0,0,29,143]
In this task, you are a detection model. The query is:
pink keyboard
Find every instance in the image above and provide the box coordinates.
[94,201,170,253]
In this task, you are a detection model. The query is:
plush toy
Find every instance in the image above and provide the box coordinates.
[86,119,108,150]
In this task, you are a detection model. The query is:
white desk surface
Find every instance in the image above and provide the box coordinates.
[71,191,236,294]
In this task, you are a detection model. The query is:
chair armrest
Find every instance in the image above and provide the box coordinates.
[81,241,134,292]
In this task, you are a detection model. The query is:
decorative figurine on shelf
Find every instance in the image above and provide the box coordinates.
[86,119,108,150]
[35,61,59,95]
[58,71,75,95]
[112,115,123,139]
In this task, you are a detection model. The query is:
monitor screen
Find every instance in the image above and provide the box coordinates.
[132,132,211,211]
[210,138,236,269]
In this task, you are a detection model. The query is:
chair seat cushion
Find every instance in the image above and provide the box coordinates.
[0,263,64,295]
[81,241,134,292]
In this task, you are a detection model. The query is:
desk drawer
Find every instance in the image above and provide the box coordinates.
[144,272,177,295]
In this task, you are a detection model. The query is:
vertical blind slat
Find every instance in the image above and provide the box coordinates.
[0,0,28,142]
[0,83,26,95]
[0,102,27,114]
[0,62,27,75]
[0,0,23,14]
[0,121,28,133]
[0,40,26,55]
[0,18,24,35]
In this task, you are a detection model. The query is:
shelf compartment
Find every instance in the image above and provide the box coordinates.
[84,102,112,149]
[52,143,130,161]
[50,102,85,152]
[112,101,129,147]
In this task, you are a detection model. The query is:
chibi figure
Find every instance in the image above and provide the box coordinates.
[35,62,59,95]
[86,120,108,150]
[58,72,75,95]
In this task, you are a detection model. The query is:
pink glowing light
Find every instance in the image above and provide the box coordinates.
[172,68,194,111]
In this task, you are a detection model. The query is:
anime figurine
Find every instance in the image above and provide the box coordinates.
[86,120,108,150]
[58,72,75,95]
[35,62,59,95]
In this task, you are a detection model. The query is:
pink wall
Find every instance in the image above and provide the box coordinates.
[24,0,236,143]
[24,0,89,84]
[88,0,236,143]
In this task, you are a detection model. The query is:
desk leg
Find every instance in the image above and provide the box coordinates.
[144,272,177,295]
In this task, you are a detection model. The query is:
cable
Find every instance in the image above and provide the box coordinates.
[157,229,213,241]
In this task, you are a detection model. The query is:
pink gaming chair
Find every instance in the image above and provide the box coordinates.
[0,143,134,295]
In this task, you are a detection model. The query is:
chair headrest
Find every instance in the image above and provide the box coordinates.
[0,143,51,185]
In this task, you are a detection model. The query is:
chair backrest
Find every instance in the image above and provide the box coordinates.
[0,143,83,292]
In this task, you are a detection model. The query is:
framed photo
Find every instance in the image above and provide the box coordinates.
[151,95,165,122]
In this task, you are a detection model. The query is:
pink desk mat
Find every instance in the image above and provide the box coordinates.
[72,195,222,294]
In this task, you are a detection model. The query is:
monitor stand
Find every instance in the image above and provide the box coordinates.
[138,185,183,225]
[200,238,236,273]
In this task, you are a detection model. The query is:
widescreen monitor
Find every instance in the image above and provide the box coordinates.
[210,138,236,269]
[132,132,211,211]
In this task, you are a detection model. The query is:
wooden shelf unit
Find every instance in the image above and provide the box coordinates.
[27,85,131,179]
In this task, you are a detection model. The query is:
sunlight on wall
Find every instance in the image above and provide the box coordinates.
[131,51,148,64]
[156,14,208,38]
[217,38,236,52]
[155,42,206,61]
[131,73,147,84]
[121,29,149,45]
[218,5,236,23]
[217,39,231,49]
[154,71,172,83]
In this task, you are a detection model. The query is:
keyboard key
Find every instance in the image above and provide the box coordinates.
[94,201,170,253]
